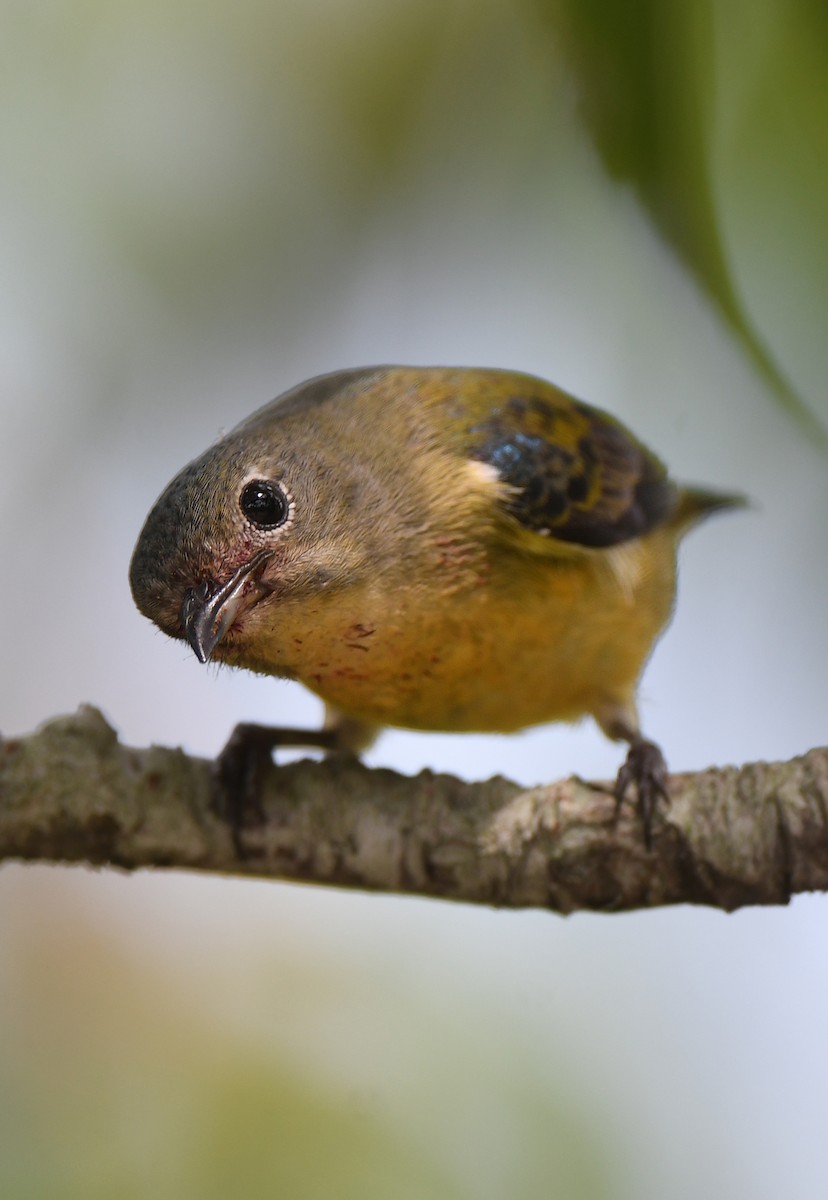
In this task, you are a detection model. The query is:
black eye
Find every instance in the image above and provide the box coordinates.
[239,480,290,529]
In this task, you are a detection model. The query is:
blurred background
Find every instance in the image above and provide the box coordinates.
[2,1,827,1196]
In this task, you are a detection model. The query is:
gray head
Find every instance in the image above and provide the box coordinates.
[129,367,390,661]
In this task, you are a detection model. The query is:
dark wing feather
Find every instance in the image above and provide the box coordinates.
[465,390,677,548]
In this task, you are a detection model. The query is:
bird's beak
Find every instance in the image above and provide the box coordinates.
[180,551,270,664]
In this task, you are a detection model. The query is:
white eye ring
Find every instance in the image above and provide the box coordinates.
[238,479,293,529]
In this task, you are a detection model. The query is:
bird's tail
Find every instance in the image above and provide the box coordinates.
[673,486,750,534]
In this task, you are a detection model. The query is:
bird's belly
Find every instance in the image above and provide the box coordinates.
[238,545,675,733]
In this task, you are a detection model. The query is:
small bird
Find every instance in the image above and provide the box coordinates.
[130,365,743,842]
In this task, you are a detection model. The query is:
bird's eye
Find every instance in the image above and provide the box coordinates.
[239,480,290,529]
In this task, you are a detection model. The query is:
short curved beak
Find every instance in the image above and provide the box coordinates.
[180,551,270,663]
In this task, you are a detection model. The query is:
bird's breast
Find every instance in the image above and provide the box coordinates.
[226,533,677,733]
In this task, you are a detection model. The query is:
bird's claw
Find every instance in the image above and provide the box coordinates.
[614,738,669,849]
[212,723,277,856]
[211,723,340,857]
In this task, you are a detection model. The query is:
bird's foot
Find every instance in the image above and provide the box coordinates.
[614,737,670,850]
[213,723,338,856]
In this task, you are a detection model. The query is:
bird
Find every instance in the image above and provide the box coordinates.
[129,365,744,844]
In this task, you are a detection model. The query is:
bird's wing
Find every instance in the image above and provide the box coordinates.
[461,385,677,549]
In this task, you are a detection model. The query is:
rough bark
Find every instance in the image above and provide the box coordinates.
[1,706,826,912]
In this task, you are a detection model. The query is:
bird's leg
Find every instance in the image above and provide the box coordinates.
[595,705,670,849]
[212,710,378,855]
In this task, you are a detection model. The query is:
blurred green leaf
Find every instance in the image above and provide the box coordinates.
[539,0,827,440]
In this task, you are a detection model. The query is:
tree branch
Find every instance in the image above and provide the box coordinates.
[1,706,827,912]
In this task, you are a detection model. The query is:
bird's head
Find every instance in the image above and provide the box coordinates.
[129,373,388,666]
